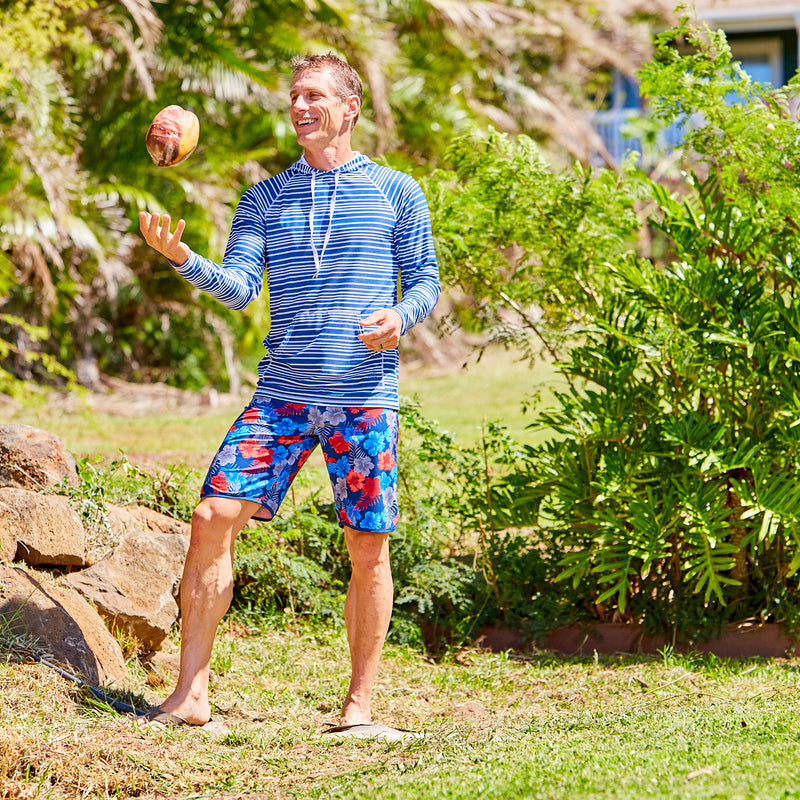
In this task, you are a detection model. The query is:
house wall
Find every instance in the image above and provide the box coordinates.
[592,4,800,164]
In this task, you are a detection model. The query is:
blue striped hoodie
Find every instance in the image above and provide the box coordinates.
[171,152,440,409]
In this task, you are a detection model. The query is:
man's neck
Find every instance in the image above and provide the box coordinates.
[303,144,356,171]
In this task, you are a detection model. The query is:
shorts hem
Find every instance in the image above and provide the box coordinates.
[339,521,399,534]
[200,492,273,521]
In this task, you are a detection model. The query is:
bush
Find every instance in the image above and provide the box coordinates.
[428,19,800,643]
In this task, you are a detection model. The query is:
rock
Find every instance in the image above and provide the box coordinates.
[63,528,189,652]
[0,565,127,686]
[105,503,190,540]
[0,501,16,563]
[0,424,79,491]
[0,488,87,567]
[141,651,181,688]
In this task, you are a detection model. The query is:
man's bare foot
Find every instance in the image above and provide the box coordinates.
[136,697,210,728]
[339,699,371,727]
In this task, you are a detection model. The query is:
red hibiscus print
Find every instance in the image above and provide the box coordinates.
[328,432,351,454]
[238,439,267,459]
[361,477,382,499]
[241,406,261,424]
[210,473,230,492]
[377,450,396,470]
[346,469,365,493]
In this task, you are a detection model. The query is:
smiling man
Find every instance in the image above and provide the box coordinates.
[136,53,440,736]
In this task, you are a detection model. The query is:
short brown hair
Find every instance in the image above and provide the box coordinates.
[291,53,363,128]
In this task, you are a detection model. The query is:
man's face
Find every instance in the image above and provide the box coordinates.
[290,69,355,150]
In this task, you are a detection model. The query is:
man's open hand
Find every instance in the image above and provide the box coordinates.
[138,211,191,265]
[358,308,403,352]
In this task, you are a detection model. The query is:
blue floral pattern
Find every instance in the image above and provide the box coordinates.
[201,399,399,532]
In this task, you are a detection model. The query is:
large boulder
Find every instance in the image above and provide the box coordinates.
[63,528,189,652]
[0,424,79,491]
[105,503,190,540]
[0,565,127,686]
[0,488,87,567]
[0,498,16,563]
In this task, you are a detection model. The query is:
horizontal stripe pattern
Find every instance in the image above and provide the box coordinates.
[172,152,440,408]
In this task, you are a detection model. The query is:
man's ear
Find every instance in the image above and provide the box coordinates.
[344,94,361,122]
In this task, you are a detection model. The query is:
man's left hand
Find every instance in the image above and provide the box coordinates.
[358,308,403,352]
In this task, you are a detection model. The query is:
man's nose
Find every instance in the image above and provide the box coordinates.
[292,95,309,112]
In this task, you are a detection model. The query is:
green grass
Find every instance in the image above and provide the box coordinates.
[401,346,566,446]
[5,353,800,798]
[4,630,800,799]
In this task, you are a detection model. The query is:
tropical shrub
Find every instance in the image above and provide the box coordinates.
[428,19,800,642]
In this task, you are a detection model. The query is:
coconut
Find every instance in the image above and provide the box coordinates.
[145,105,200,167]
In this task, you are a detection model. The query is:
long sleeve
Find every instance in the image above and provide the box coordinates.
[391,180,441,335]
[169,188,268,311]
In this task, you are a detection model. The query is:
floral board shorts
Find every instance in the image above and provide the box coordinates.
[201,398,399,532]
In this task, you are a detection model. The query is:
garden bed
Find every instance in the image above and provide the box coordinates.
[475,622,800,659]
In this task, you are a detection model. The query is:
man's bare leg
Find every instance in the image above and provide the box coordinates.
[140,496,260,725]
[339,527,393,725]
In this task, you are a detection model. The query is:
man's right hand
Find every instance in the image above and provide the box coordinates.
[138,211,191,266]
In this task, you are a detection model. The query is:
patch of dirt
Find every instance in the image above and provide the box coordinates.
[84,375,245,418]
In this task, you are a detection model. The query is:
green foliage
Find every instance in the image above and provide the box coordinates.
[57,454,201,540]
[234,526,342,624]
[425,127,644,358]
[0,0,91,88]
[524,166,800,635]
[393,401,581,643]
[430,18,800,642]
[0,314,75,397]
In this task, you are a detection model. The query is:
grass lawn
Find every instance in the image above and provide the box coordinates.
[3,628,800,799]
[400,347,566,446]
[7,351,800,799]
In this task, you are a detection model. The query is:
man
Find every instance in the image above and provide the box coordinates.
[137,53,440,732]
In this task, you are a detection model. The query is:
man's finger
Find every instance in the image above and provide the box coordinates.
[160,214,172,244]
[359,312,381,327]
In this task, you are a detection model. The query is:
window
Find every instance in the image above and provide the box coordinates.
[729,36,783,85]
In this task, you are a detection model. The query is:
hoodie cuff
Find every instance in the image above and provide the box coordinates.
[392,304,414,336]
[168,250,200,276]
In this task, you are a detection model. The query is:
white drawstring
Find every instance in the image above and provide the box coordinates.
[309,171,338,277]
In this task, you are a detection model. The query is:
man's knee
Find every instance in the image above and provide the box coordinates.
[344,528,391,577]
[190,497,254,550]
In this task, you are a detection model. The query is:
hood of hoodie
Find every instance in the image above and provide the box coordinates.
[290,151,371,176]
